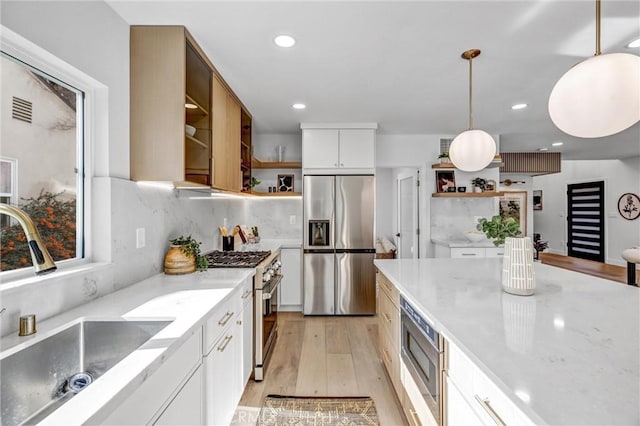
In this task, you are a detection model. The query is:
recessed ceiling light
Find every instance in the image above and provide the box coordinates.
[552,141,564,147]
[292,103,306,110]
[511,103,528,110]
[185,103,198,109]
[627,38,640,48]
[538,147,549,151]
[274,35,296,48]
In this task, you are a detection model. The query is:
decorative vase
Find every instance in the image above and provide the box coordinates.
[164,244,196,275]
[501,236,535,295]
[474,186,483,193]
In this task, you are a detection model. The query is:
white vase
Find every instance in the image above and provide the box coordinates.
[501,236,535,296]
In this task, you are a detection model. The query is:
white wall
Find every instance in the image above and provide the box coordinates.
[375,168,393,241]
[533,157,640,266]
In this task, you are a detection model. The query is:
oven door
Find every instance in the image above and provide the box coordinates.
[254,274,282,381]
[401,310,441,424]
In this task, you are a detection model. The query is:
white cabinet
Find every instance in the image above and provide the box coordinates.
[239,277,254,385]
[445,372,482,426]
[155,365,203,426]
[434,245,504,258]
[301,125,376,173]
[279,247,302,311]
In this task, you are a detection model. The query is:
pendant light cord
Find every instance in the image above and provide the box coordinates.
[468,55,474,130]
[595,0,601,55]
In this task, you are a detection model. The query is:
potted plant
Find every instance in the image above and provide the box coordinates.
[477,215,521,246]
[438,152,450,164]
[471,177,487,192]
[164,235,209,274]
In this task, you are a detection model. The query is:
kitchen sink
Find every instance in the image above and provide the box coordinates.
[0,318,172,425]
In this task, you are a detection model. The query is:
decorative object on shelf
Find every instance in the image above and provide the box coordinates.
[548,0,640,138]
[617,193,640,220]
[533,190,543,210]
[464,230,486,242]
[250,176,261,189]
[185,124,196,137]
[251,226,261,243]
[277,174,294,192]
[457,186,467,193]
[485,179,496,192]
[448,49,497,172]
[275,145,286,162]
[164,235,209,274]
[471,177,487,192]
[477,215,522,246]
[436,170,456,193]
[501,236,536,296]
[533,233,549,260]
[499,191,528,236]
[438,152,450,164]
[501,179,527,186]
[447,186,457,192]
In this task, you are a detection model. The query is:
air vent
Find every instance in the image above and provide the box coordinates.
[12,97,32,123]
[500,152,561,176]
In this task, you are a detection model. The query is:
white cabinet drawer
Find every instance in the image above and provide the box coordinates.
[446,339,474,394]
[472,368,520,426]
[485,247,505,257]
[204,293,238,355]
[238,277,253,309]
[450,248,485,258]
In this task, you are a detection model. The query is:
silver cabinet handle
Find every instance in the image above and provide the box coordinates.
[241,289,252,300]
[474,395,506,426]
[340,163,344,167]
[218,311,234,326]
[334,163,338,167]
[217,335,233,352]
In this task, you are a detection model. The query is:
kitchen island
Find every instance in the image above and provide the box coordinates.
[374,258,639,425]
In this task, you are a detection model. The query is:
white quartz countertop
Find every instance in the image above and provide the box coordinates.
[374,258,640,425]
[2,268,255,425]
[431,237,497,248]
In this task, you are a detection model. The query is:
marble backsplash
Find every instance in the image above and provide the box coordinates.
[0,177,302,337]
[430,197,497,241]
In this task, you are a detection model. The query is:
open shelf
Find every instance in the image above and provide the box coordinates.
[251,190,302,197]
[252,158,302,169]
[185,134,208,149]
[185,94,209,122]
[432,191,504,198]
[432,156,504,169]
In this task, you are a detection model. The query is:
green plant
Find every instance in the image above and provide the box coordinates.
[476,215,522,246]
[438,152,450,159]
[170,235,209,271]
[471,177,487,189]
[250,177,261,188]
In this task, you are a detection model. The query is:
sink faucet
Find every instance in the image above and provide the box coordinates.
[0,203,57,275]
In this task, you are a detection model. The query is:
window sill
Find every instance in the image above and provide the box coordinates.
[0,261,111,293]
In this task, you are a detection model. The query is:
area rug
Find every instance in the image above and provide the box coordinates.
[257,395,380,426]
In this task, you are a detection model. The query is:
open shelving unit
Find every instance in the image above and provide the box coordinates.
[252,158,302,169]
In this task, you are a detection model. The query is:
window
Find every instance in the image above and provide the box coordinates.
[0,52,84,273]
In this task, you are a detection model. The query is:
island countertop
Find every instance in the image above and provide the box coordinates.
[374,258,639,425]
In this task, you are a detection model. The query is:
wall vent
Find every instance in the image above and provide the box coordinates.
[12,97,32,123]
[500,152,561,176]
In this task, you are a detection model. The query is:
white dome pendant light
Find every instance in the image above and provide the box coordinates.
[548,0,640,138]
[449,49,497,172]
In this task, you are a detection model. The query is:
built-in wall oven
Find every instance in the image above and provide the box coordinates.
[400,296,447,426]
[254,253,282,381]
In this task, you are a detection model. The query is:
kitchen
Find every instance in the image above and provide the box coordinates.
[1,1,639,426]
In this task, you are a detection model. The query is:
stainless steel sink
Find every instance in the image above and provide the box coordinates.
[1,318,171,425]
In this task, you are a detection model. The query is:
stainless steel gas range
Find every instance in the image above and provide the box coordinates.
[205,249,282,381]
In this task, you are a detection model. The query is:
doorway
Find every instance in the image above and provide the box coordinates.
[396,170,419,259]
[567,181,605,262]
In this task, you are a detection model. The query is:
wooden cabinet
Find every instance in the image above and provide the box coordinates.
[377,270,401,395]
[279,248,302,311]
[130,25,251,193]
[301,125,376,173]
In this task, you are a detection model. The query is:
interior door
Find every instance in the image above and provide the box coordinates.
[397,171,419,259]
[567,181,605,262]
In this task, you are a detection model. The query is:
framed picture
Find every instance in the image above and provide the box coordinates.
[533,190,543,210]
[435,170,456,193]
[499,191,527,235]
[277,174,294,192]
[618,193,640,220]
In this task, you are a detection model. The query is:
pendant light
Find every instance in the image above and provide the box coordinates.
[548,0,640,138]
[449,49,497,172]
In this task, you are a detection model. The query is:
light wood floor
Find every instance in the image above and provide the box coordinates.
[540,252,639,285]
[232,312,406,425]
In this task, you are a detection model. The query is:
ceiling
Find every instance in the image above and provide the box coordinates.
[107,1,640,160]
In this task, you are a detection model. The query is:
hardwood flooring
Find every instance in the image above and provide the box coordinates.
[540,252,639,285]
[232,313,406,425]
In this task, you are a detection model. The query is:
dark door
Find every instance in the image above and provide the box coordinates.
[567,181,605,262]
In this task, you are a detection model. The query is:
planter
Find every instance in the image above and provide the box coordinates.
[473,186,483,193]
[501,236,535,295]
[164,244,196,275]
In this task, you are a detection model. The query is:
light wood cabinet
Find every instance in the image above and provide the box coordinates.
[377,270,401,395]
[301,125,376,173]
[130,25,250,192]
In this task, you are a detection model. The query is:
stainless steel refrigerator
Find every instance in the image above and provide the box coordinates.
[303,175,376,315]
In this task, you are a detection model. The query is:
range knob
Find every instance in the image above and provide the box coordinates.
[263,272,272,282]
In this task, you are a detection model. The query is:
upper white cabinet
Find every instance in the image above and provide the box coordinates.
[301,123,377,174]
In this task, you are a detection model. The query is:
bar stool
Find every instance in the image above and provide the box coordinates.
[621,247,640,286]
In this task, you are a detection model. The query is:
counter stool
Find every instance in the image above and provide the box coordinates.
[621,248,640,287]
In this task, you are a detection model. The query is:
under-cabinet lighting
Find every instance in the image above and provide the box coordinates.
[627,38,640,48]
[136,181,175,191]
[292,103,306,110]
[274,35,296,48]
[552,141,564,146]
[511,103,528,110]
[185,103,198,109]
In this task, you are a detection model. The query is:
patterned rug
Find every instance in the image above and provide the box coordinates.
[257,395,380,426]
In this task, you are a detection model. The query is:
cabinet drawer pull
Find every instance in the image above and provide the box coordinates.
[461,253,477,256]
[383,312,392,323]
[241,289,252,300]
[218,311,234,326]
[409,409,421,426]
[217,335,233,352]
[474,395,506,426]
